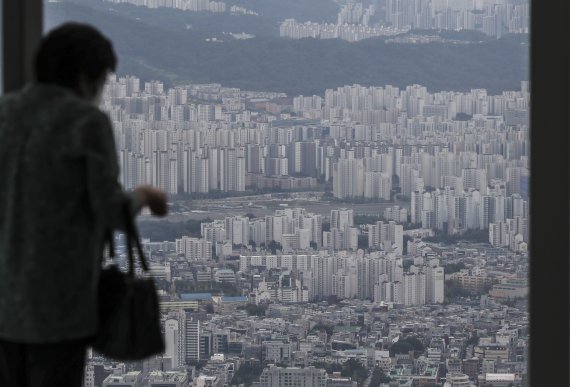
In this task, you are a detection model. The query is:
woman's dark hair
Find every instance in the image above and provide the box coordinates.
[34,23,117,90]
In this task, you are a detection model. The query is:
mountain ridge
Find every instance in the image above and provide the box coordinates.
[46,2,529,96]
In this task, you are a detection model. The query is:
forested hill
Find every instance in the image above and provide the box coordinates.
[46,1,529,96]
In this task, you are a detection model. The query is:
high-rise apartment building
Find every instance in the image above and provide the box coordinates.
[185,316,201,363]
[164,311,186,368]
[176,236,212,261]
[330,209,354,230]
[368,221,404,253]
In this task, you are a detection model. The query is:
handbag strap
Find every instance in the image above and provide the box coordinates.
[106,229,115,259]
[123,198,149,277]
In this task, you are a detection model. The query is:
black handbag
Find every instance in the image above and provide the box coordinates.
[91,201,165,360]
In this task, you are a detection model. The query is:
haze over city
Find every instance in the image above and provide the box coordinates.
[46,0,529,386]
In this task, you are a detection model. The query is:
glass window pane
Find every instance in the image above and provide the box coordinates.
[44,1,529,385]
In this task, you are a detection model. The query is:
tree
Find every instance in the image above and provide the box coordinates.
[397,195,411,202]
[312,323,334,338]
[369,367,391,387]
[155,278,171,292]
[455,112,473,121]
[444,262,467,274]
[389,336,424,356]
[266,240,283,254]
[313,362,342,374]
[403,222,421,230]
[445,280,473,301]
[55,3,528,98]
[138,218,212,241]
[404,336,425,352]
[466,332,479,347]
[327,295,341,305]
[245,303,268,317]
[341,359,368,385]
[231,362,263,386]
[390,340,414,356]
[204,303,215,314]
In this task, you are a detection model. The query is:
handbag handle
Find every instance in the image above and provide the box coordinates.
[123,199,149,277]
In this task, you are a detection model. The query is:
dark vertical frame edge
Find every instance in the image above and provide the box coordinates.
[530,0,570,385]
[2,0,43,92]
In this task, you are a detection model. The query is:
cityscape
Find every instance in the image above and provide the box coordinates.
[48,0,529,386]
[91,72,529,386]
[280,1,528,41]
[99,0,530,40]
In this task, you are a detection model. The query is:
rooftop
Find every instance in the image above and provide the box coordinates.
[180,293,213,301]
[148,370,188,382]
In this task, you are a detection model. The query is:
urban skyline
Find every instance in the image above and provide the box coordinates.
[47,1,530,386]
[90,72,529,387]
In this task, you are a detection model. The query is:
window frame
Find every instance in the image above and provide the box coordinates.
[3,0,570,385]
[2,0,43,93]
[529,1,570,385]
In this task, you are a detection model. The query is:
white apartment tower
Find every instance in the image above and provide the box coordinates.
[176,236,212,261]
[331,209,354,230]
[426,264,445,304]
[164,312,186,368]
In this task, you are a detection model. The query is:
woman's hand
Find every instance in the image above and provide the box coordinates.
[133,185,168,217]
